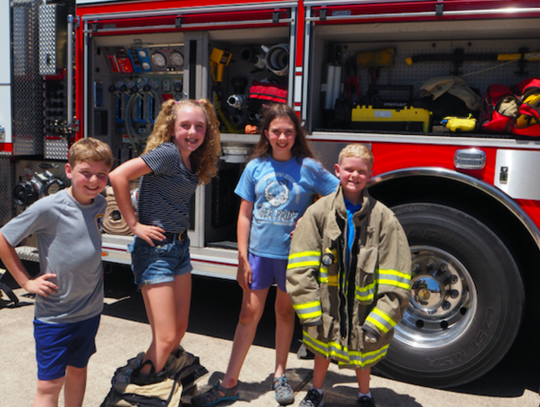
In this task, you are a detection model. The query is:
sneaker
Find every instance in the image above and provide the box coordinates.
[299,388,324,407]
[273,375,295,406]
[357,395,376,407]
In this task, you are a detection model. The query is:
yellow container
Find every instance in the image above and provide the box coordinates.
[351,105,431,132]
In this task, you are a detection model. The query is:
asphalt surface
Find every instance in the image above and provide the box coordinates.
[1,262,539,407]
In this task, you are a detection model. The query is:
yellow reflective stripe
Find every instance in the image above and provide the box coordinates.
[377,279,411,290]
[293,301,321,310]
[318,266,328,283]
[288,251,321,270]
[377,269,411,289]
[287,260,320,270]
[293,300,322,320]
[366,308,397,333]
[372,308,398,326]
[365,315,388,333]
[303,330,350,362]
[289,251,321,259]
[303,330,389,367]
[345,344,389,368]
[379,269,410,280]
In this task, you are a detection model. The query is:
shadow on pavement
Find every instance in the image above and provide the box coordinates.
[2,261,539,400]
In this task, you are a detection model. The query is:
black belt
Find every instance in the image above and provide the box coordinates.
[162,230,188,242]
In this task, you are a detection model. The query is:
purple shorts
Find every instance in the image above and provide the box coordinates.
[249,253,288,292]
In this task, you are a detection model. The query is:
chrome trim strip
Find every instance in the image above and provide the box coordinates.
[301,5,312,124]
[372,167,540,249]
[304,0,423,5]
[287,7,297,106]
[83,21,89,138]
[83,18,294,33]
[81,2,298,21]
[67,15,75,128]
[305,7,540,22]
[309,131,540,149]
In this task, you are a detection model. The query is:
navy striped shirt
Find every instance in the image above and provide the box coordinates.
[138,142,198,233]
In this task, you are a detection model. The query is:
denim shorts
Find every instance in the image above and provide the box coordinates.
[129,235,192,288]
[249,253,288,292]
[34,314,100,381]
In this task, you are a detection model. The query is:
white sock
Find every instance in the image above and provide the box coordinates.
[312,387,323,395]
[359,391,372,399]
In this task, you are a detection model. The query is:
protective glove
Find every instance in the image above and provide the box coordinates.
[362,325,380,344]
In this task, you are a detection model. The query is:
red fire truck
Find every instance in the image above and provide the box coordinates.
[2,0,539,389]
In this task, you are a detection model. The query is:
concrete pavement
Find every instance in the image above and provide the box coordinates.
[1,265,539,407]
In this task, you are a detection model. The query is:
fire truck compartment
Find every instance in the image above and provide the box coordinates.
[307,17,540,135]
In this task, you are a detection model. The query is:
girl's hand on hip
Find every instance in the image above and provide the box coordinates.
[236,257,252,290]
[131,223,166,246]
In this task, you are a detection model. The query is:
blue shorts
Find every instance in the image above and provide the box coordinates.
[249,253,288,292]
[34,314,100,381]
[130,235,192,288]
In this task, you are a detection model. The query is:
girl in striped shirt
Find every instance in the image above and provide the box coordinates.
[110,99,220,381]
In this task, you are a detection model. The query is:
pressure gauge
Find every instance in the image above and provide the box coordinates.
[151,52,167,68]
[138,49,147,58]
[170,51,184,68]
[148,79,160,90]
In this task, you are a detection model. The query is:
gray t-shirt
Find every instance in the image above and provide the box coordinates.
[1,189,106,324]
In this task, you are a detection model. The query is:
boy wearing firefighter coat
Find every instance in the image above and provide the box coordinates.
[286,144,411,407]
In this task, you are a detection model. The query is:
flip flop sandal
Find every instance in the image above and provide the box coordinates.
[191,381,239,407]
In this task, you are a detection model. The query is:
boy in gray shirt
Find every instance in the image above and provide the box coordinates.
[0,138,113,407]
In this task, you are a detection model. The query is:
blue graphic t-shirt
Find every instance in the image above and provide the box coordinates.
[235,156,339,259]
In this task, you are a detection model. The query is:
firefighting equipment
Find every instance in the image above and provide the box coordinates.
[263,44,289,76]
[441,115,478,132]
[210,48,232,83]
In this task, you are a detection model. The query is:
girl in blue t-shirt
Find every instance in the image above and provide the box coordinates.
[109,99,221,382]
[193,103,338,407]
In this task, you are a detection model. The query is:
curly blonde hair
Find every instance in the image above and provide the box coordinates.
[144,99,221,184]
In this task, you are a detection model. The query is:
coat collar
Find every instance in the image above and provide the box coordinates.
[325,186,373,240]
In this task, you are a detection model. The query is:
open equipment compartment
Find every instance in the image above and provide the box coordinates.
[306,14,540,136]
[202,17,295,251]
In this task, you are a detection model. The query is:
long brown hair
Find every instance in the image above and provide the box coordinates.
[250,103,315,161]
[144,99,221,184]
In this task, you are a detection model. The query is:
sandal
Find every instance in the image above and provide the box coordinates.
[191,381,239,407]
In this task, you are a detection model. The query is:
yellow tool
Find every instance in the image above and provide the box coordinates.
[441,114,477,132]
[210,48,232,83]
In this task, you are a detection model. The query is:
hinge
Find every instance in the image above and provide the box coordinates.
[175,17,183,29]
[272,11,280,24]
[320,9,327,22]
[436,1,444,17]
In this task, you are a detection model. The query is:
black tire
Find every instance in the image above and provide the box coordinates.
[377,203,524,388]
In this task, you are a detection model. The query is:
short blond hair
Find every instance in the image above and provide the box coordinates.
[68,137,114,168]
[338,143,373,169]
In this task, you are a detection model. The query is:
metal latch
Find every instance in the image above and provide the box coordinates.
[499,166,509,184]
[436,2,444,17]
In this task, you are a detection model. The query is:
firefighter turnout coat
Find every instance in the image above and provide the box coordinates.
[286,186,411,369]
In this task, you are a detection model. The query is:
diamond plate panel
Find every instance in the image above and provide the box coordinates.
[39,4,67,76]
[12,0,44,156]
[44,137,69,160]
[0,157,15,227]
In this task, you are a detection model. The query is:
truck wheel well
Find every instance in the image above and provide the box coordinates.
[369,174,540,315]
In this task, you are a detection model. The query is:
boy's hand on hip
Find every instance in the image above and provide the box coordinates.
[25,273,58,297]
